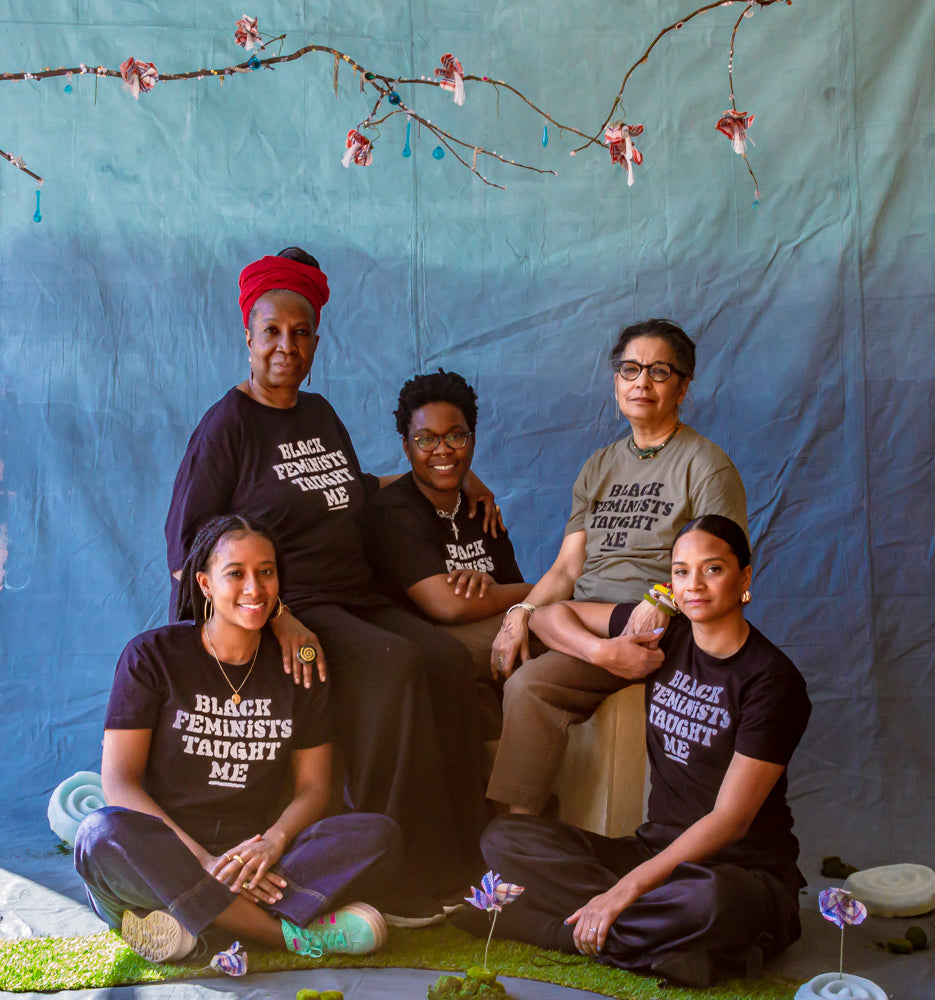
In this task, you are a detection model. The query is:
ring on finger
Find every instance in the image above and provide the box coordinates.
[297,645,317,664]
[233,854,245,865]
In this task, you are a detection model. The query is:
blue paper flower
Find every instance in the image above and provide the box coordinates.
[210,940,248,976]
[819,887,867,929]
[466,870,524,913]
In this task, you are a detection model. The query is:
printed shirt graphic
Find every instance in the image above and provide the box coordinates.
[166,389,380,608]
[105,623,330,848]
[363,472,524,613]
[609,606,811,869]
[564,426,747,603]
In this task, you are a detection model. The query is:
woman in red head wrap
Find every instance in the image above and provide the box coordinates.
[165,247,490,917]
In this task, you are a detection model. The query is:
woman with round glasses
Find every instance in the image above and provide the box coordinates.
[364,370,532,760]
[487,318,748,815]
[165,249,489,908]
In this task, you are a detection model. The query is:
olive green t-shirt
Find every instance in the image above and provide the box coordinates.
[564,425,747,603]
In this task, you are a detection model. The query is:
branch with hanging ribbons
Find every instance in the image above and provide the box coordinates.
[573,0,794,198]
[2,3,798,196]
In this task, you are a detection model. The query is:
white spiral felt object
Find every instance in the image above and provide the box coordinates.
[794,972,887,1000]
[47,771,106,847]
[844,863,935,917]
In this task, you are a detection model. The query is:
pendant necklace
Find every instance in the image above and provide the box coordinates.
[629,422,681,461]
[435,491,462,542]
[204,625,260,706]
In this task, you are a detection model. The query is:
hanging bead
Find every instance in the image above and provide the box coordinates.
[542,124,548,147]
[432,145,445,159]
[33,189,42,223]
[402,120,412,158]
[388,91,401,105]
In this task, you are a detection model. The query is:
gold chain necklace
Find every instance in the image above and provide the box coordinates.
[203,625,260,706]
[434,491,462,542]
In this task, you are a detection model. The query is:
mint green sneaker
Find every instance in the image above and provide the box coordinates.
[282,902,387,957]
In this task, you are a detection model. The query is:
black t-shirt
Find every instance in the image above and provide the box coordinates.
[105,623,330,849]
[363,472,524,613]
[609,605,811,873]
[165,388,380,609]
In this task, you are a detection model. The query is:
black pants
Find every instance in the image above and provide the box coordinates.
[295,598,486,895]
[481,815,801,980]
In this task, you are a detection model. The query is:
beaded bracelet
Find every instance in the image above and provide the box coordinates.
[642,583,679,616]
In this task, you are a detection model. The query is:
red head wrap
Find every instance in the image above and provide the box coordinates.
[238,255,331,328]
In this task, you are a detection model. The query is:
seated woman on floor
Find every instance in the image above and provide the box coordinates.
[480,515,810,989]
[363,369,532,753]
[75,514,400,964]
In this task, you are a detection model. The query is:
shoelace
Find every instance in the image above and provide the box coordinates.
[298,927,347,957]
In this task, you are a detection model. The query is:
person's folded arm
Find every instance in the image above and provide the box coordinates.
[229,743,332,900]
[407,574,533,625]
[530,601,664,679]
[102,728,214,867]
[490,530,587,676]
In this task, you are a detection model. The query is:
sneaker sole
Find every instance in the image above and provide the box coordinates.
[340,902,388,951]
[121,910,196,963]
[382,909,446,929]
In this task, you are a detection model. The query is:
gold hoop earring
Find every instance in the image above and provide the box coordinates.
[741,590,751,605]
[273,597,285,619]
[204,595,213,621]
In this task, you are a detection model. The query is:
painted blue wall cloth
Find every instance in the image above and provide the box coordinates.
[1,0,933,869]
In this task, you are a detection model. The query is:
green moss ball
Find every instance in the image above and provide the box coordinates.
[906,926,928,951]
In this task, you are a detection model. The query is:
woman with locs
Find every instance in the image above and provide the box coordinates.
[75,515,399,964]
[486,318,749,814]
[165,249,491,905]
[481,516,811,989]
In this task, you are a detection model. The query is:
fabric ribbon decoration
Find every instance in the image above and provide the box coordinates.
[234,15,264,51]
[604,122,644,186]
[434,53,465,106]
[119,57,158,99]
[715,109,755,155]
[48,771,106,847]
[342,129,374,167]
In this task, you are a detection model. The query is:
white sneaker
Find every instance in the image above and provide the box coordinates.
[121,909,196,963]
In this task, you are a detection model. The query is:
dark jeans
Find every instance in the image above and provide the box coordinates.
[75,806,402,936]
[481,815,801,978]
[294,598,487,894]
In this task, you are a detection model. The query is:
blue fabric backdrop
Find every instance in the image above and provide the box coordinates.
[1,0,933,870]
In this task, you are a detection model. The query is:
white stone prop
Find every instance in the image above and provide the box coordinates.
[794,972,888,999]
[48,770,106,847]
[844,863,935,917]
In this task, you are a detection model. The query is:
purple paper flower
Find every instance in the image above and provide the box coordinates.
[466,870,524,913]
[210,940,247,976]
[819,887,867,930]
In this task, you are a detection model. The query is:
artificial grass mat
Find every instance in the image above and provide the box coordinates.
[0,922,798,998]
